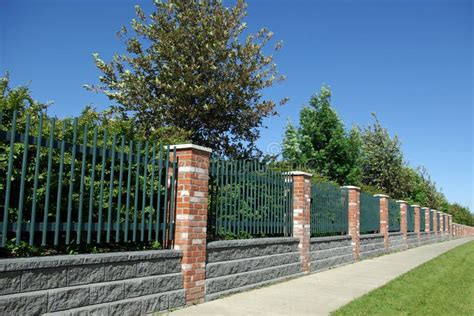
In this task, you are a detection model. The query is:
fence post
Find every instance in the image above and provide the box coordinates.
[290,171,312,274]
[438,212,444,239]
[172,144,212,305]
[374,194,389,252]
[397,200,408,244]
[343,186,361,261]
[422,207,430,235]
[412,204,421,241]
[432,210,438,239]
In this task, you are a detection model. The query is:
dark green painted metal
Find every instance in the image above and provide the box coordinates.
[420,208,426,232]
[0,111,177,248]
[407,205,415,232]
[168,148,177,241]
[87,127,98,244]
[132,141,141,242]
[42,118,56,246]
[29,114,43,245]
[124,140,134,242]
[97,130,108,243]
[2,111,17,247]
[310,183,348,237]
[147,144,157,241]
[360,192,380,234]
[429,210,434,231]
[161,146,170,245]
[208,159,293,238]
[116,136,125,242]
[65,118,78,244]
[16,114,31,245]
[106,134,117,243]
[388,199,400,232]
[155,144,163,242]
[436,212,440,232]
[54,122,67,245]
[76,125,88,244]
[140,142,149,242]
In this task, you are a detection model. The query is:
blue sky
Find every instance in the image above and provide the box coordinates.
[1,0,472,210]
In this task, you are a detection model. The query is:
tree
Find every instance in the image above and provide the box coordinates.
[282,86,361,184]
[88,0,286,157]
[359,114,406,197]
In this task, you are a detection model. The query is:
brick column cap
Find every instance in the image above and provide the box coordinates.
[396,200,407,203]
[411,204,420,207]
[421,207,430,210]
[285,171,313,177]
[374,194,389,198]
[342,185,360,190]
[431,209,438,212]
[168,143,213,153]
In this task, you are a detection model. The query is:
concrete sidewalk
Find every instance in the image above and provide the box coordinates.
[170,237,473,316]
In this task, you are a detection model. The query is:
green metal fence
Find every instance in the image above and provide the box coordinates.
[407,205,415,232]
[436,212,440,232]
[360,192,380,234]
[429,210,434,231]
[420,208,426,232]
[310,183,348,237]
[388,199,400,232]
[208,159,293,239]
[443,214,446,231]
[0,111,177,248]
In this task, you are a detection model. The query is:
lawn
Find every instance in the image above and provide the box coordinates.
[332,241,474,315]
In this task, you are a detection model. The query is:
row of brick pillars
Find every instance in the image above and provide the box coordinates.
[171,144,462,306]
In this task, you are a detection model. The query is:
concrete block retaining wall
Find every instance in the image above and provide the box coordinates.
[406,232,418,248]
[0,250,184,315]
[359,234,385,259]
[419,232,431,246]
[205,237,302,301]
[310,235,354,272]
[388,232,406,252]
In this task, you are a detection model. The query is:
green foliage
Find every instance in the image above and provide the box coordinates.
[88,0,286,158]
[359,114,405,197]
[282,86,361,185]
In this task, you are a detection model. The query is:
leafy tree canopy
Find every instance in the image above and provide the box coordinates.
[282,86,361,184]
[88,0,287,157]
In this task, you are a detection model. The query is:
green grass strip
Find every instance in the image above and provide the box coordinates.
[333,241,474,315]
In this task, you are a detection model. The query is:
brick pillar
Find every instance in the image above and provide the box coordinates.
[439,212,444,236]
[172,144,211,305]
[290,171,312,273]
[412,205,421,240]
[375,194,389,251]
[397,200,408,242]
[432,210,438,237]
[422,207,430,234]
[448,215,452,238]
[344,186,361,260]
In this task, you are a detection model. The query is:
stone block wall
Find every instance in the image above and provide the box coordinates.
[388,232,406,252]
[419,232,431,246]
[406,232,418,248]
[205,238,302,301]
[359,234,385,259]
[0,250,184,315]
[310,235,354,272]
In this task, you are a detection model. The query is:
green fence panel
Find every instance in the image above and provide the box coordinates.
[360,191,380,234]
[407,205,415,232]
[0,111,177,248]
[310,183,348,237]
[442,214,446,231]
[429,210,434,231]
[388,199,400,232]
[208,159,293,239]
[420,208,426,232]
[436,212,440,232]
